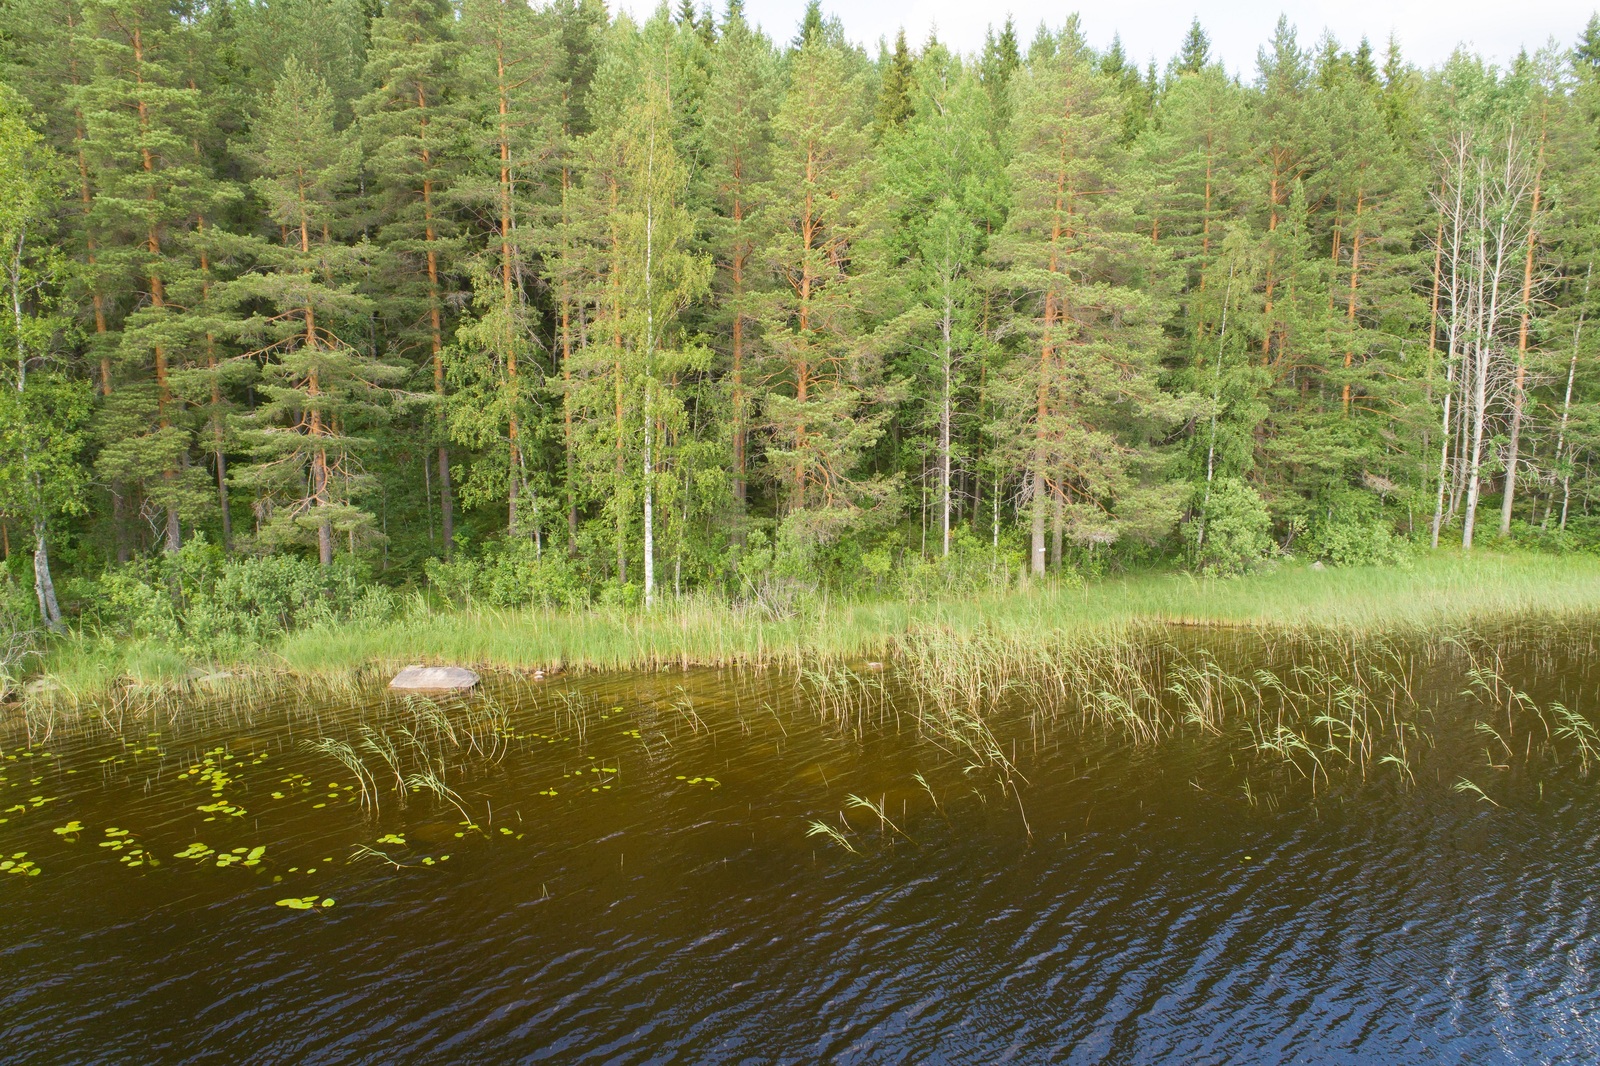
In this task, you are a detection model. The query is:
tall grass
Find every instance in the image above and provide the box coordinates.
[278,552,1600,673]
[16,551,1600,724]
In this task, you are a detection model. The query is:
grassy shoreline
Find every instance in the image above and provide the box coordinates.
[17,551,1600,716]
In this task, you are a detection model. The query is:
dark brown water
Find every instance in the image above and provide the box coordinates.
[4,625,1600,1064]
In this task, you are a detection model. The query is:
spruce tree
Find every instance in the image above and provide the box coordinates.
[1175,18,1211,76]
[450,0,561,539]
[867,44,1003,556]
[356,0,468,557]
[562,16,646,586]
[978,17,1020,137]
[873,29,914,142]
[542,0,606,552]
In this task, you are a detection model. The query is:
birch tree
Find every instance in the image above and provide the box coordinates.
[1431,128,1537,549]
[0,89,85,630]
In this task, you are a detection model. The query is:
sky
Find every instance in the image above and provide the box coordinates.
[617,1,1598,77]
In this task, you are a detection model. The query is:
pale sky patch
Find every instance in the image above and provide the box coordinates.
[618,1,1597,77]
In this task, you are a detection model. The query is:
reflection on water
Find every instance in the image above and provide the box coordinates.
[3,623,1600,1063]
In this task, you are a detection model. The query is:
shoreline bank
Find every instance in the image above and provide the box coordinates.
[16,551,1600,720]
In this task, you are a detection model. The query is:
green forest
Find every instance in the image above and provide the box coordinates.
[3,0,1600,654]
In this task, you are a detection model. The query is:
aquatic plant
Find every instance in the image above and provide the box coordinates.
[844,794,915,845]
[1,852,38,876]
[305,737,380,816]
[804,818,858,855]
[275,896,334,910]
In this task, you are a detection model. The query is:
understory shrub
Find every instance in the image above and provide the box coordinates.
[424,538,590,610]
[82,536,401,657]
[1186,479,1273,574]
[1303,487,1409,567]
[0,577,39,700]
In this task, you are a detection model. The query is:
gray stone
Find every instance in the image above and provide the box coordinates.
[389,665,480,692]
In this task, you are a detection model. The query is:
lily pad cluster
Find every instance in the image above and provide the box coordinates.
[275,896,335,910]
[99,827,155,868]
[174,841,268,869]
[2,852,38,876]
[4,794,58,819]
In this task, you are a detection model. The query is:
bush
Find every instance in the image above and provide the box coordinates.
[1186,479,1273,575]
[1308,518,1408,567]
[424,538,590,610]
[83,536,402,657]
[1302,487,1408,567]
[732,527,816,619]
[896,526,1013,600]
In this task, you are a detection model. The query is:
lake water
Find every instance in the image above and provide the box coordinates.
[3,623,1599,1063]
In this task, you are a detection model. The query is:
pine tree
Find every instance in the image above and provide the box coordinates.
[700,3,777,524]
[757,30,895,549]
[992,22,1175,574]
[78,0,218,555]
[1143,62,1246,288]
[225,60,403,565]
[1251,17,1325,375]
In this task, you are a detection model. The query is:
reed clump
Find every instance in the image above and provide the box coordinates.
[869,613,1600,814]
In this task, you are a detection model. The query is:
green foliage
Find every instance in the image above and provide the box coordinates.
[423,538,589,609]
[1189,478,1273,574]
[1302,487,1408,567]
[5,4,1600,637]
[83,537,399,657]
[1307,519,1407,567]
